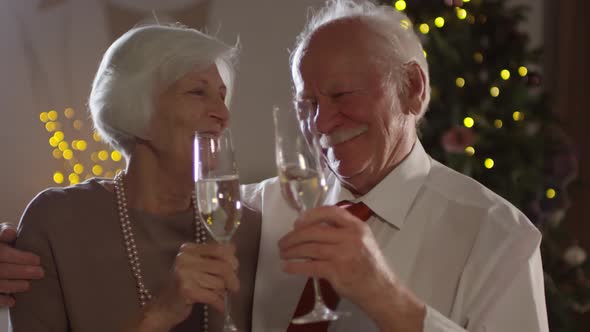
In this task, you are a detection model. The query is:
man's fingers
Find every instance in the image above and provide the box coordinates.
[0,244,41,266]
[294,206,360,229]
[0,280,30,293]
[0,263,44,280]
[0,295,15,308]
[0,224,17,244]
[279,224,343,251]
[281,259,327,280]
[280,242,338,261]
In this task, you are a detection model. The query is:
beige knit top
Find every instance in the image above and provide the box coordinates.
[10,178,261,332]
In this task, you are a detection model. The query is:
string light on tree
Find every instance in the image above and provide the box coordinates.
[434,17,445,28]
[419,23,430,34]
[494,119,503,128]
[546,188,556,199]
[473,52,484,63]
[518,66,528,77]
[484,158,495,169]
[500,69,511,80]
[490,86,500,97]
[456,77,465,88]
[463,116,475,128]
[456,8,467,20]
[513,111,525,121]
[394,0,406,11]
[465,146,475,156]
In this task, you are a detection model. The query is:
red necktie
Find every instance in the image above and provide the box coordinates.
[286,201,373,332]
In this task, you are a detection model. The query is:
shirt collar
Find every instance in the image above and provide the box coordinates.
[325,139,432,229]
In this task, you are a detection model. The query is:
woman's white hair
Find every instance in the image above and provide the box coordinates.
[89,24,238,157]
[290,0,431,117]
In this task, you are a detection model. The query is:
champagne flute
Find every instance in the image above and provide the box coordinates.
[194,129,242,332]
[273,103,346,324]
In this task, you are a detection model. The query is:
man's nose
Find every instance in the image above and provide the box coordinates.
[314,99,339,134]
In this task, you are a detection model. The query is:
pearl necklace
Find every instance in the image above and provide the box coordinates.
[113,172,209,331]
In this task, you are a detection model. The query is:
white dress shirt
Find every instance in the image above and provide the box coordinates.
[242,140,548,332]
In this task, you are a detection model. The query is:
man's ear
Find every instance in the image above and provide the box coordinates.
[402,61,426,116]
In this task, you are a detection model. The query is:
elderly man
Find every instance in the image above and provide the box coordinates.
[244,1,548,331]
[0,0,548,331]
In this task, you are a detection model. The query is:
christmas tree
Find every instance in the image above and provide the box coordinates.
[379,0,586,330]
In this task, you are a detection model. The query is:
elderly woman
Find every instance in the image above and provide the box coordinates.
[10,25,260,332]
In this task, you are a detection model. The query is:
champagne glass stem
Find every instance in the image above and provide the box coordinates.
[223,291,237,332]
[312,278,326,305]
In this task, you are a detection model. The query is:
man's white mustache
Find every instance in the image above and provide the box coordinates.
[319,124,369,149]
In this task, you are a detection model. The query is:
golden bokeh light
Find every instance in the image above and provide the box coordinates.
[73,163,84,174]
[484,158,495,169]
[64,107,75,119]
[73,120,83,130]
[77,140,88,151]
[546,188,556,199]
[39,112,49,123]
[69,173,80,185]
[465,146,475,156]
[58,141,69,152]
[111,150,123,162]
[63,149,74,160]
[463,117,475,128]
[92,165,104,176]
[52,149,62,159]
[53,172,64,184]
[48,110,58,121]
[494,119,503,128]
[98,150,109,161]
[434,17,445,28]
[49,137,59,147]
[45,122,56,132]
[54,131,65,142]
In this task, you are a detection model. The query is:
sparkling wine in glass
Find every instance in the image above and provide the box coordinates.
[273,103,347,324]
[194,129,242,332]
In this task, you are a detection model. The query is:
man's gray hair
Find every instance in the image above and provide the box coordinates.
[290,0,431,117]
[89,24,238,157]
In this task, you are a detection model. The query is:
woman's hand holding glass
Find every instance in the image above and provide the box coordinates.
[140,242,239,330]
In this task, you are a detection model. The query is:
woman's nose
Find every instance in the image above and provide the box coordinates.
[210,99,230,128]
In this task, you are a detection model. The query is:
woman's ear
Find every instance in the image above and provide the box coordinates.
[402,61,426,116]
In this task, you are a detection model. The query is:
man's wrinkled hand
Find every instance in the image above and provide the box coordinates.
[0,222,44,307]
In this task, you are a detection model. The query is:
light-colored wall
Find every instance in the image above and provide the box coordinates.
[0,0,543,329]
